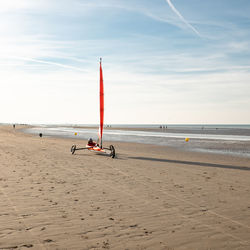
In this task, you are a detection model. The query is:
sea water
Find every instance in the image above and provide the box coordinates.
[23,124,250,158]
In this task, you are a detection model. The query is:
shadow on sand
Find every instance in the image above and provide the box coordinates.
[128,156,250,171]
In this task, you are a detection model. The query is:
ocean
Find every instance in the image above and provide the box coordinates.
[22,124,250,158]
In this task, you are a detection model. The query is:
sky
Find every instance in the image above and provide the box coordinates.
[0,0,250,124]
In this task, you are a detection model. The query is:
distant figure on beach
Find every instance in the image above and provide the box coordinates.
[39,133,42,137]
[13,124,15,129]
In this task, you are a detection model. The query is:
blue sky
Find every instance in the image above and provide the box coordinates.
[0,0,250,124]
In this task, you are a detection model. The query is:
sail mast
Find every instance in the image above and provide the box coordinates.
[99,58,104,148]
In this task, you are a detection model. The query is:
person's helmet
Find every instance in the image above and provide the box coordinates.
[88,138,93,143]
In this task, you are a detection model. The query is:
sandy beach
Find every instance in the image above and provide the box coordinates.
[0,125,250,250]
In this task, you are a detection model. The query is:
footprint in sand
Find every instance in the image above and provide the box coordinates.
[129,224,138,228]
[22,244,33,248]
[43,239,54,243]
[102,239,110,249]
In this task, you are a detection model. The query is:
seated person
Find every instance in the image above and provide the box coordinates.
[87,138,96,147]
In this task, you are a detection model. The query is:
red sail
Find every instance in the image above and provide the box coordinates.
[99,58,104,147]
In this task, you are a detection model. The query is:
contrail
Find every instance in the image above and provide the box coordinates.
[12,56,86,72]
[165,0,200,36]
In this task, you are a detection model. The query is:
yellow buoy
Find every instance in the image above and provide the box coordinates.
[185,138,189,142]
[74,132,77,136]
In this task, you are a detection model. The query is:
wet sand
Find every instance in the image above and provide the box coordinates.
[0,125,250,249]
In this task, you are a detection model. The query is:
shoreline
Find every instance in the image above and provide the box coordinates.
[63,124,250,136]
[7,122,250,135]
[21,125,250,159]
[1,125,250,249]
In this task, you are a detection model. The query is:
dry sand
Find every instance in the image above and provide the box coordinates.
[0,125,250,250]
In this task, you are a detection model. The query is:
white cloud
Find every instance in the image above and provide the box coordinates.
[165,0,201,36]
[0,0,37,12]
[227,41,250,52]
[1,57,250,124]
